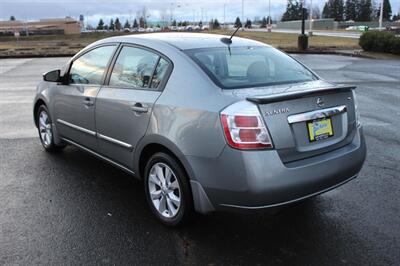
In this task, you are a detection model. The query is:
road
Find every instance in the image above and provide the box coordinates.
[250,28,362,39]
[1,55,399,265]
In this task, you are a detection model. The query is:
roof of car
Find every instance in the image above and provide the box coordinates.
[108,32,269,50]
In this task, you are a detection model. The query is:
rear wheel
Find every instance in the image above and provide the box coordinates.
[144,152,193,226]
[36,105,64,152]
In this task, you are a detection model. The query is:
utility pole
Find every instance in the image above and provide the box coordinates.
[223,3,226,29]
[268,0,271,32]
[309,0,313,36]
[379,0,384,30]
[242,0,244,30]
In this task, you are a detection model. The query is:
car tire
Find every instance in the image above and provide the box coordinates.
[36,105,65,152]
[144,152,194,227]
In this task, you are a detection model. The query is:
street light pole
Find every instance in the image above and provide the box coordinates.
[309,0,313,35]
[298,0,308,50]
[224,3,226,29]
[379,0,384,30]
[268,0,271,32]
[242,0,244,29]
[301,2,305,35]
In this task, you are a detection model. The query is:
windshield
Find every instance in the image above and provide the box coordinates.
[185,46,317,89]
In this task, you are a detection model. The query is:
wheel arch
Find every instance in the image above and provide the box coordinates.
[135,135,194,181]
[33,98,47,127]
[135,134,216,214]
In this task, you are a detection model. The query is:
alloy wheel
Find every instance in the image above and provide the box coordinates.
[148,163,182,218]
[38,111,53,147]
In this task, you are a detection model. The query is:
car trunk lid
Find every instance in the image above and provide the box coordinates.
[225,81,358,163]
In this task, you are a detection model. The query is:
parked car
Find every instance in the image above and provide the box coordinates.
[34,33,366,226]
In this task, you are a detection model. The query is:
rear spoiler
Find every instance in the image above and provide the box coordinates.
[246,85,356,104]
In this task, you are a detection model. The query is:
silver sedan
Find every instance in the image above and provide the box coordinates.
[33,33,366,226]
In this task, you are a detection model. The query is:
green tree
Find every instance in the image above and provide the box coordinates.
[260,17,267,28]
[115,17,122,31]
[244,19,252,28]
[282,0,308,21]
[234,17,242,27]
[336,0,345,21]
[393,13,400,21]
[213,19,221,29]
[133,18,138,28]
[198,20,203,27]
[10,15,16,21]
[345,0,357,20]
[124,19,131,29]
[376,0,392,21]
[171,19,177,26]
[97,18,105,30]
[357,0,373,21]
[322,1,331,18]
[139,16,145,28]
[109,18,115,31]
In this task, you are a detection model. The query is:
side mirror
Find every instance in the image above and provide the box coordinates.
[43,70,61,82]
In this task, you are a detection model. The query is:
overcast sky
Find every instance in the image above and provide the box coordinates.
[1,0,399,25]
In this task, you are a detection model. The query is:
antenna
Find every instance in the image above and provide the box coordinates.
[220,26,241,45]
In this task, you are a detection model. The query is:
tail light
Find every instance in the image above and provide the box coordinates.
[352,90,361,126]
[220,101,273,150]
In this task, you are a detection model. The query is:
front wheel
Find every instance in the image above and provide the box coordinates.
[36,105,64,152]
[144,152,194,226]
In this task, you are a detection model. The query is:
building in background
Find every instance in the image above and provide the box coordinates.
[0,17,81,36]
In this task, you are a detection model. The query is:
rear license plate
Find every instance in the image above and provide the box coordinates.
[307,118,334,142]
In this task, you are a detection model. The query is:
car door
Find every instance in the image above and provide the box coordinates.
[54,45,117,150]
[95,45,172,168]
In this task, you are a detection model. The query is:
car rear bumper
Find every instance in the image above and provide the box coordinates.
[187,127,366,213]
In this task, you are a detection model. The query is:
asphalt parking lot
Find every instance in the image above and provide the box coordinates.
[1,55,399,265]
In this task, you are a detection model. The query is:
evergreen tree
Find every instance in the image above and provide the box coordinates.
[133,19,138,28]
[322,2,331,18]
[376,0,392,21]
[198,21,203,27]
[109,18,115,31]
[244,19,252,28]
[393,13,400,21]
[336,0,345,21]
[357,0,373,21]
[139,16,146,28]
[171,19,177,26]
[234,17,242,28]
[115,18,122,31]
[282,0,308,21]
[213,19,221,29]
[124,19,131,29]
[260,17,267,28]
[97,19,104,30]
[345,0,357,20]
[10,16,16,21]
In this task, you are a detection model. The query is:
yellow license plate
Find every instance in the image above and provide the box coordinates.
[307,118,334,142]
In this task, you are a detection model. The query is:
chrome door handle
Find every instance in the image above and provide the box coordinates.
[131,103,148,113]
[83,98,94,107]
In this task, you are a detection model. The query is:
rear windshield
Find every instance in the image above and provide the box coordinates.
[185,46,317,89]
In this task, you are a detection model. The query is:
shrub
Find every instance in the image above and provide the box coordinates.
[359,31,400,55]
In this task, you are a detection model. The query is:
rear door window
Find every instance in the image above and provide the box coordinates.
[109,46,159,88]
